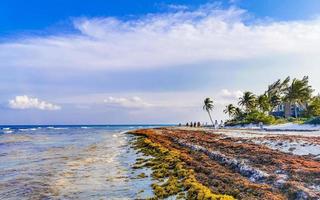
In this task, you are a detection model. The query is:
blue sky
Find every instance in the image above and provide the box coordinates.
[1,0,320,124]
[2,0,320,35]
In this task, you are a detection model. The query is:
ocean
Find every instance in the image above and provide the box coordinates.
[0,125,170,199]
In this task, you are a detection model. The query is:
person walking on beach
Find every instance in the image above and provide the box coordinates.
[259,122,264,130]
[214,120,218,129]
[220,120,224,128]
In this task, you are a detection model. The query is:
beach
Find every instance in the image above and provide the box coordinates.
[129,127,320,199]
[1,125,319,199]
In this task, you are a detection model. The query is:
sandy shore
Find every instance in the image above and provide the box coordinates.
[130,127,320,200]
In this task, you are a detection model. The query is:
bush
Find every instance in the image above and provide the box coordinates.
[244,111,276,125]
[287,117,308,124]
[273,118,288,125]
[225,111,276,126]
[305,117,320,125]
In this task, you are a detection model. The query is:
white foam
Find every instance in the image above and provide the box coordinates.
[47,127,68,130]
[3,130,13,133]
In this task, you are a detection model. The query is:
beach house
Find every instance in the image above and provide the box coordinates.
[271,103,307,118]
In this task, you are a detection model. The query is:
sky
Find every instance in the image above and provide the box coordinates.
[1,0,320,125]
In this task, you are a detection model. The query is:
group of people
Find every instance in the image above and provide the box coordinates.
[185,122,202,127]
[179,120,225,129]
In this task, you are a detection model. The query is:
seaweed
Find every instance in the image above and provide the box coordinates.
[132,136,235,200]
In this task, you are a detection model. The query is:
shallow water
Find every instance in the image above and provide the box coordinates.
[0,125,165,199]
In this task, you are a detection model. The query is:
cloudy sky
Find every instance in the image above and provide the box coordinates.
[1,0,320,124]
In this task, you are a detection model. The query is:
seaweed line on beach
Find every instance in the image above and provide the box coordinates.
[129,128,320,200]
[129,134,235,200]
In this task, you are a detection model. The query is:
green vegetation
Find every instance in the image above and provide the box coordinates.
[238,91,256,112]
[221,76,320,125]
[304,96,320,118]
[132,136,235,200]
[137,172,148,179]
[305,117,320,125]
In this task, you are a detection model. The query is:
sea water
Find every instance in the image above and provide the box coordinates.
[0,125,168,199]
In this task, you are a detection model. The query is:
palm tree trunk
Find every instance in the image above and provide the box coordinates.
[207,111,214,127]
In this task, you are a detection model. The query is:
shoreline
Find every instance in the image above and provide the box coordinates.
[128,127,320,200]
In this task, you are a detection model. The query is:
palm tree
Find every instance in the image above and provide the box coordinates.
[270,94,282,109]
[284,76,314,118]
[238,91,257,112]
[267,76,290,98]
[267,76,290,111]
[234,107,243,120]
[224,104,236,117]
[307,95,320,117]
[203,98,214,126]
[257,94,271,113]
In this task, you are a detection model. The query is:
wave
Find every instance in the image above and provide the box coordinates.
[46,127,68,130]
[53,128,68,130]
[3,130,13,133]
[19,128,37,131]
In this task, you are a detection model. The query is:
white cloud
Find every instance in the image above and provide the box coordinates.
[167,4,189,11]
[1,4,320,71]
[2,4,320,124]
[219,89,243,100]
[8,95,61,110]
[103,96,152,108]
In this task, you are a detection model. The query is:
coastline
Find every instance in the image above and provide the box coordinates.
[128,127,320,200]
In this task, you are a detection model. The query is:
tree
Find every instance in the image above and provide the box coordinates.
[306,96,320,117]
[203,98,214,126]
[238,91,257,112]
[270,94,282,109]
[266,76,290,110]
[257,94,271,113]
[284,76,314,118]
[267,76,290,98]
[224,104,236,118]
[234,107,243,120]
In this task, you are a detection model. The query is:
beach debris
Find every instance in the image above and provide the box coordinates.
[174,139,269,183]
[130,136,235,200]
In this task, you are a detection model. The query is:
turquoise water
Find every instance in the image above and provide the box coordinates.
[0,125,169,199]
